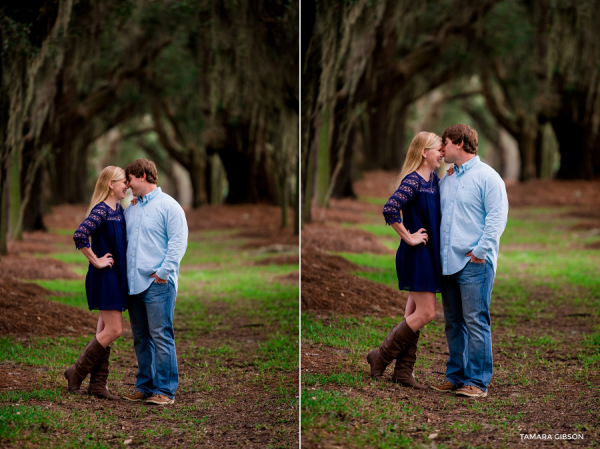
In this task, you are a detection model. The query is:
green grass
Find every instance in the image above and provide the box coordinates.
[3,227,299,448]
[178,264,298,334]
[0,336,93,367]
[256,334,299,372]
[180,238,245,265]
[355,224,398,238]
[303,372,366,387]
[0,389,63,403]
[302,390,417,447]
[172,232,299,414]
[302,390,365,429]
[29,279,132,319]
[335,252,394,271]
[0,405,63,445]
[302,207,600,447]
[337,210,600,319]
[358,196,389,206]
[0,405,114,448]
[333,252,398,288]
[48,228,77,236]
[302,314,397,351]
[43,252,89,266]
[32,279,86,294]
[30,280,90,310]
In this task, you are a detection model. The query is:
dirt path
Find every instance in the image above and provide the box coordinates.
[301,175,600,448]
[1,204,299,448]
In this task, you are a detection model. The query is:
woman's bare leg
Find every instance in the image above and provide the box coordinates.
[96,311,123,348]
[391,292,434,389]
[404,293,416,319]
[367,292,436,382]
[404,291,436,332]
[96,314,105,336]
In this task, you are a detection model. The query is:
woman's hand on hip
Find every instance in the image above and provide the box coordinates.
[407,228,428,246]
[95,253,114,269]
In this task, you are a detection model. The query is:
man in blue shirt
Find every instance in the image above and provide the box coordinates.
[122,159,188,405]
[432,125,508,398]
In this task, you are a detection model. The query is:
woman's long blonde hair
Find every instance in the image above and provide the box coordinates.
[87,166,126,215]
[394,132,441,189]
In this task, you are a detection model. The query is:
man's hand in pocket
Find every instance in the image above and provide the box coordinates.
[466,251,485,263]
[150,272,168,283]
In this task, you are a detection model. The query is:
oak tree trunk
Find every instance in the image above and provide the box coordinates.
[552,118,595,180]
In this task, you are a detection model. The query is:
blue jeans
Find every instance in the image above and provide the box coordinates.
[442,261,495,391]
[127,281,178,399]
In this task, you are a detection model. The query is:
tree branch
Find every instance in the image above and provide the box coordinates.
[492,59,516,112]
[394,1,496,81]
[152,104,191,167]
[481,69,520,138]
[135,139,176,180]
[444,90,483,103]
[162,99,189,149]
[76,37,174,122]
[121,127,156,140]
[461,102,498,145]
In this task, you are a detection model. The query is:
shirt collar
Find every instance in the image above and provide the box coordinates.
[454,156,480,175]
[138,186,161,203]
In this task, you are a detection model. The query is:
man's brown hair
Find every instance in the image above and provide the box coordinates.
[442,124,478,155]
[125,159,158,184]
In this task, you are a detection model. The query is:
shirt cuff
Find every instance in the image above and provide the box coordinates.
[155,268,170,282]
[472,247,488,260]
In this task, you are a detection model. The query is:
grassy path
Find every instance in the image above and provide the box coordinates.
[1,228,299,448]
[301,205,600,448]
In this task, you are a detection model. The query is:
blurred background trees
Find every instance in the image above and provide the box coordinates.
[301,0,600,223]
[0,0,299,255]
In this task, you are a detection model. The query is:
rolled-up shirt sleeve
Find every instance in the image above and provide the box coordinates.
[155,205,188,281]
[472,176,509,260]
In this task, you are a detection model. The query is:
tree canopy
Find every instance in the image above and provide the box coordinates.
[0,0,299,254]
[301,0,600,223]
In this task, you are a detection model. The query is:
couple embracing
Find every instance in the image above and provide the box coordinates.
[367,124,509,398]
[65,159,188,405]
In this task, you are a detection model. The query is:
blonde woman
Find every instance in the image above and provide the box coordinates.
[65,166,129,400]
[367,132,443,389]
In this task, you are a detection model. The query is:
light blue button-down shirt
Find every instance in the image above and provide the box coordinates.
[439,156,508,275]
[123,187,188,294]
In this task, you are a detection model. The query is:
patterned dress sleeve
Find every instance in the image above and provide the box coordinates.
[382,173,419,225]
[73,204,108,250]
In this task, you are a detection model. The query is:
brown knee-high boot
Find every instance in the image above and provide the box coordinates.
[367,320,418,381]
[64,338,107,395]
[88,346,120,400]
[391,330,428,389]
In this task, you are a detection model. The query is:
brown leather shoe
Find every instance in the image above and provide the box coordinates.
[88,346,120,400]
[367,320,418,381]
[456,385,488,397]
[64,338,107,395]
[146,394,174,405]
[123,391,148,402]
[430,380,458,392]
[391,330,427,389]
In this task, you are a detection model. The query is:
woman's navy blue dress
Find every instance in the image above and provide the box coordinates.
[73,202,128,311]
[383,171,442,293]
